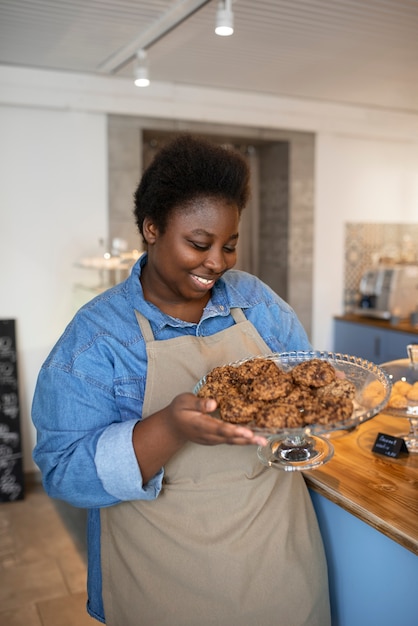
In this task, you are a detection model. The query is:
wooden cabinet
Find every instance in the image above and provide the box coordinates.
[333,317,417,364]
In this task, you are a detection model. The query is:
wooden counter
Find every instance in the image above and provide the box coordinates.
[335,313,418,336]
[303,413,418,555]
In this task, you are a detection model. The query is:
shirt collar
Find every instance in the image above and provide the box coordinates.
[129,253,251,330]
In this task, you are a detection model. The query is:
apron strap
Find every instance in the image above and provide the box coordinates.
[134,307,247,342]
[134,310,155,342]
[230,307,247,323]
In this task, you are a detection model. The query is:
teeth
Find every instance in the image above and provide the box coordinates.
[194,275,212,285]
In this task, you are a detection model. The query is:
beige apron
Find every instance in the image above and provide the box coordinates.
[101,309,330,626]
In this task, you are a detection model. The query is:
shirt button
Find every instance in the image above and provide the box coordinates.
[219,305,224,311]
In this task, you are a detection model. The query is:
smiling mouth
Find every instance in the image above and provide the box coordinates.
[192,274,216,286]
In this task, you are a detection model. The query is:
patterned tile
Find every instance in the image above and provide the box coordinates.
[344,223,418,310]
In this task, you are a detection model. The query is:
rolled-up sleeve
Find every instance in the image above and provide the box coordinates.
[32,364,162,508]
[96,420,163,500]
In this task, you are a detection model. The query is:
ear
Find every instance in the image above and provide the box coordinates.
[142,217,159,244]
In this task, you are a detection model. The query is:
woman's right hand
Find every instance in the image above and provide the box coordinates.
[165,392,267,447]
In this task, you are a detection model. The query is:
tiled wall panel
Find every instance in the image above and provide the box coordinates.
[344,223,418,310]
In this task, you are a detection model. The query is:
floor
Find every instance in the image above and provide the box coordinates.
[0,475,97,626]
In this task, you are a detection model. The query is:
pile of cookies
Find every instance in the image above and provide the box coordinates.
[387,379,418,409]
[197,357,356,430]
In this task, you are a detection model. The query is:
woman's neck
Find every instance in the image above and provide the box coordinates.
[140,273,210,323]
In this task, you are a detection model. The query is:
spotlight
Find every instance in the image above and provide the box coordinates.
[215,0,234,36]
[134,50,150,87]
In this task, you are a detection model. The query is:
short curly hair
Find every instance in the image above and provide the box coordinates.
[133,134,250,238]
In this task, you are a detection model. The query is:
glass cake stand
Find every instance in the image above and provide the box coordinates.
[381,344,418,453]
[194,351,392,472]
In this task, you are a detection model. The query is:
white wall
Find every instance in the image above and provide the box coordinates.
[313,134,418,349]
[0,105,107,471]
[1,65,418,471]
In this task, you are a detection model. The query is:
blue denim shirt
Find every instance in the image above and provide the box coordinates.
[32,253,311,623]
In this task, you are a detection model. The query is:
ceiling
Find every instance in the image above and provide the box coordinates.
[1,0,418,115]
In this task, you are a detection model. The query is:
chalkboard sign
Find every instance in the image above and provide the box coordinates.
[372,432,409,458]
[0,319,24,502]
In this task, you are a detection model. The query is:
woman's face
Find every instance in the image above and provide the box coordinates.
[142,196,240,306]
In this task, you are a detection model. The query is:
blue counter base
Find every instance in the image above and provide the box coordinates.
[310,490,417,626]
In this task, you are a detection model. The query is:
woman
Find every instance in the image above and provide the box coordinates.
[32,135,330,625]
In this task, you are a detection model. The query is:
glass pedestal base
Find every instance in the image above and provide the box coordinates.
[257,433,334,471]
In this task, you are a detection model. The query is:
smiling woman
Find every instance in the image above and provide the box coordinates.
[140,196,240,322]
[134,136,249,323]
[32,134,331,626]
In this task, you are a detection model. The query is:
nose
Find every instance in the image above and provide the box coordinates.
[203,247,228,273]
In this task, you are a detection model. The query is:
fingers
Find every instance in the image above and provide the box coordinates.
[197,396,218,415]
[199,417,268,447]
[170,393,268,447]
[198,399,267,446]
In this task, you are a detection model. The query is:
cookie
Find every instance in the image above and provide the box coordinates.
[388,393,409,409]
[406,382,418,402]
[218,396,261,424]
[316,378,356,400]
[291,359,336,388]
[255,402,303,429]
[233,358,275,383]
[392,380,413,396]
[361,380,387,407]
[197,365,240,401]
[314,396,353,425]
[246,368,293,401]
[301,394,353,426]
[280,386,317,409]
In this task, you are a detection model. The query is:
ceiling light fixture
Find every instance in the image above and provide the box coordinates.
[215,0,234,36]
[99,1,212,75]
[134,49,150,87]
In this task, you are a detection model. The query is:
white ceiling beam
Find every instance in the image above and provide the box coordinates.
[97,0,212,74]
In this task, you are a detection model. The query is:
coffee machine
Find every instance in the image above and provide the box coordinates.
[354,265,418,319]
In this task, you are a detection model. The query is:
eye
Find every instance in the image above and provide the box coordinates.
[190,241,210,251]
[188,240,236,253]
